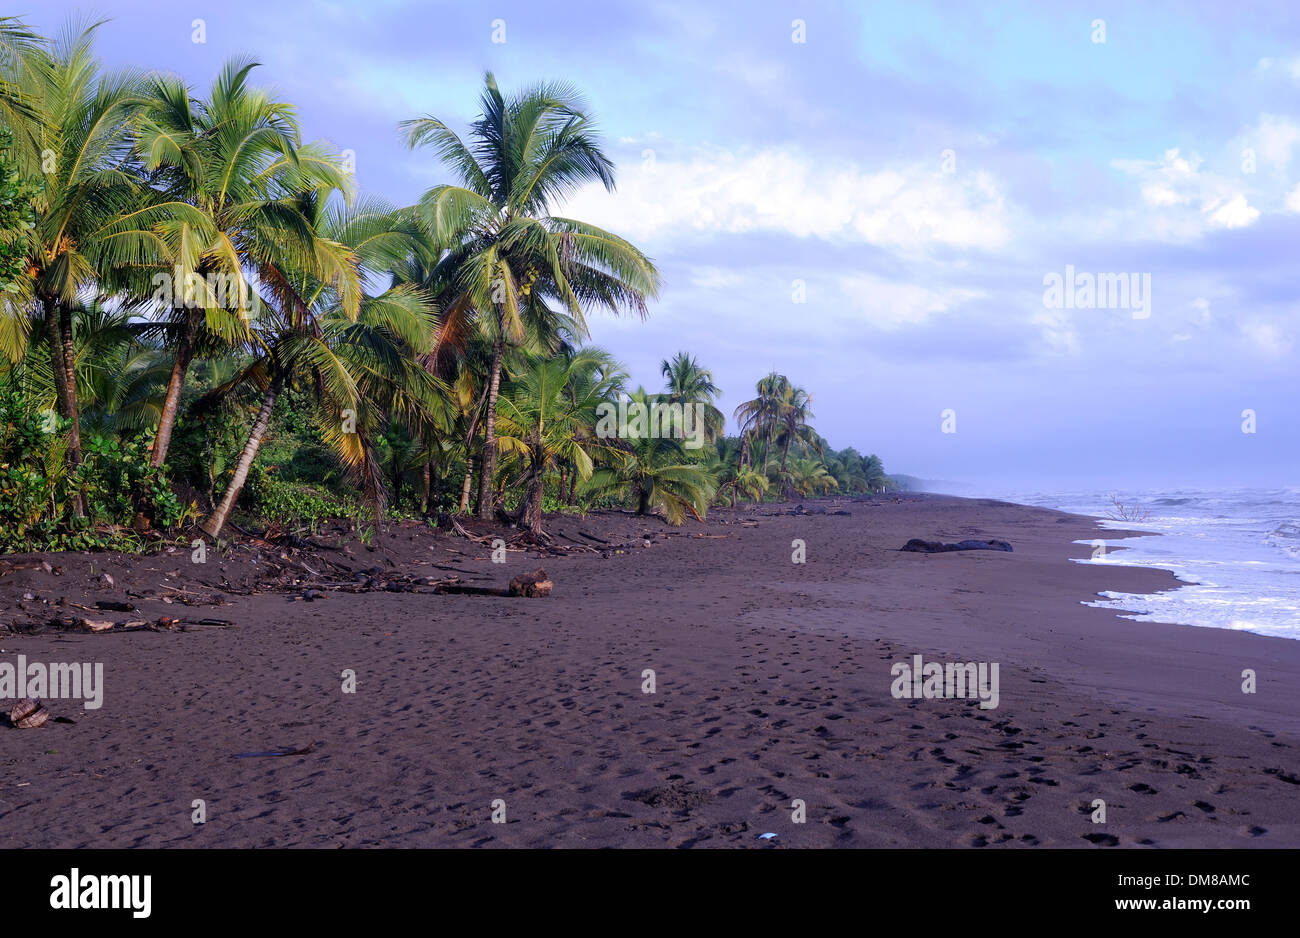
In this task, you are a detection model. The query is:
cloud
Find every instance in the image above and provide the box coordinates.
[837,274,984,331]
[687,267,746,289]
[1240,318,1294,357]
[1243,114,1300,169]
[1106,148,1261,239]
[1206,194,1261,229]
[563,146,1012,253]
[1256,55,1300,81]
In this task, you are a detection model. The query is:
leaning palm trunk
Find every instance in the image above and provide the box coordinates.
[476,336,505,519]
[150,316,194,468]
[201,373,284,537]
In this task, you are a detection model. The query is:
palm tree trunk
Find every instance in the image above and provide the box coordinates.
[459,456,474,513]
[526,454,544,536]
[57,304,82,467]
[200,373,284,537]
[476,337,505,519]
[43,299,83,516]
[428,459,441,514]
[420,460,432,514]
[150,317,194,468]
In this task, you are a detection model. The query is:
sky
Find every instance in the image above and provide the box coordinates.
[21,0,1300,491]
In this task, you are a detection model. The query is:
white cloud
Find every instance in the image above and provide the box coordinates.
[687,267,745,289]
[1285,182,1300,212]
[1206,194,1260,229]
[1240,318,1293,358]
[838,274,983,330]
[1245,114,1300,169]
[1256,55,1300,81]
[1107,148,1261,239]
[1029,306,1080,356]
[563,146,1012,252]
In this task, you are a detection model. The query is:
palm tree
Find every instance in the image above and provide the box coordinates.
[733,372,788,474]
[709,438,769,506]
[494,349,619,536]
[0,18,45,300]
[584,389,716,524]
[199,196,434,537]
[660,351,724,442]
[2,20,148,488]
[0,16,47,160]
[133,59,353,470]
[787,457,838,497]
[402,72,661,520]
[775,383,814,472]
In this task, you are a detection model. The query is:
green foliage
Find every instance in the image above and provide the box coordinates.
[244,467,360,527]
[0,383,182,550]
[0,127,38,293]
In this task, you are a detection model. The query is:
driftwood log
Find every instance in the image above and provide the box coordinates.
[900,538,1013,553]
[508,569,553,597]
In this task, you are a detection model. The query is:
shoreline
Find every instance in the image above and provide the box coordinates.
[1,493,1297,847]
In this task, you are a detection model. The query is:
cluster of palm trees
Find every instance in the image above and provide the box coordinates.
[0,17,892,546]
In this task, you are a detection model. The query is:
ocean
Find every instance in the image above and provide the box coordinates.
[981,488,1300,641]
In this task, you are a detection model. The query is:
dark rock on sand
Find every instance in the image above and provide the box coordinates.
[900,538,1013,553]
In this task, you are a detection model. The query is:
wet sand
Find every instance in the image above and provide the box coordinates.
[1,493,1297,847]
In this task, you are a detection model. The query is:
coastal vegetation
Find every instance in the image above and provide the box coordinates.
[0,17,894,551]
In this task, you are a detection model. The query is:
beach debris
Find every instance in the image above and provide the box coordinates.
[8,698,49,729]
[235,741,319,758]
[900,538,1013,553]
[788,504,851,516]
[0,559,60,577]
[9,614,226,635]
[758,832,778,840]
[94,599,135,612]
[508,569,553,597]
[157,584,228,606]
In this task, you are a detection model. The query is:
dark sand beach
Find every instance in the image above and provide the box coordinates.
[1,493,1297,848]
